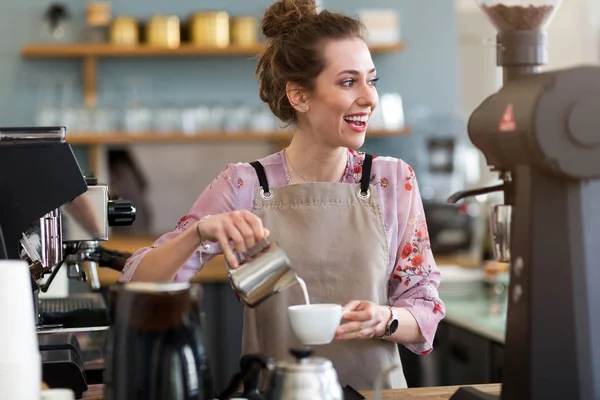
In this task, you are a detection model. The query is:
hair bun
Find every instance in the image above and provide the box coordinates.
[262,0,318,39]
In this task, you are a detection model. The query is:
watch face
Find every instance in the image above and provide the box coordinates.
[389,319,399,335]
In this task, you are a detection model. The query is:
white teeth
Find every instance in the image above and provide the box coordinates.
[344,115,369,123]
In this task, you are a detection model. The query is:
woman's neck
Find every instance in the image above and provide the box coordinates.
[285,129,348,183]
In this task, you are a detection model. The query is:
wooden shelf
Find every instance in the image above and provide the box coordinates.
[20,41,405,108]
[21,42,405,58]
[66,128,411,146]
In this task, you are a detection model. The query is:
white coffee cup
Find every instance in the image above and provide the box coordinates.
[288,304,345,345]
[0,260,41,400]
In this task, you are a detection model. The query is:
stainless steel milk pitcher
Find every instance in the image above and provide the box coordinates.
[226,238,297,307]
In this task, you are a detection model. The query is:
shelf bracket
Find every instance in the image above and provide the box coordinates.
[83,56,97,108]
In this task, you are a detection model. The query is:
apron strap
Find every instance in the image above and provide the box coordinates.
[360,154,373,195]
[250,161,270,194]
[252,154,372,196]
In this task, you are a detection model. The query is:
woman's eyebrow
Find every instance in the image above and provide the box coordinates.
[336,67,377,77]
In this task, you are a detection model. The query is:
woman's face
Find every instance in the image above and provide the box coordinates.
[300,37,379,149]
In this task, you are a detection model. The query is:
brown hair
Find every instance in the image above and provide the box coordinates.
[256,0,366,125]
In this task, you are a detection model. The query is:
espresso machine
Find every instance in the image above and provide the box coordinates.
[0,126,136,397]
[447,1,600,399]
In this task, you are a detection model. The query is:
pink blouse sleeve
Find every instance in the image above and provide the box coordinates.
[119,164,238,283]
[388,161,446,355]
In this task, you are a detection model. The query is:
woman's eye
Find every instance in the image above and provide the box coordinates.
[341,79,354,87]
[369,77,379,87]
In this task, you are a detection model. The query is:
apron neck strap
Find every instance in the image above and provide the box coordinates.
[360,154,373,194]
[250,161,270,194]
[251,152,373,194]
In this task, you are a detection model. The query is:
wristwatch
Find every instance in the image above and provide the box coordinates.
[379,306,399,340]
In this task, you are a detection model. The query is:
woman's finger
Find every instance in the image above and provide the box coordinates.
[215,230,238,268]
[233,214,257,249]
[336,320,374,336]
[223,219,247,255]
[243,211,266,242]
[342,300,362,313]
[343,310,372,322]
[336,324,378,340]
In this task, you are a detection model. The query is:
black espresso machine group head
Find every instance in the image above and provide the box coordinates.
[448,1,600,400]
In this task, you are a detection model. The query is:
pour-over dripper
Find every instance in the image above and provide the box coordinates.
[476,0,562,32]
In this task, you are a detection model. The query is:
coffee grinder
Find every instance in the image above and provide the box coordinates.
[447,0,600,399]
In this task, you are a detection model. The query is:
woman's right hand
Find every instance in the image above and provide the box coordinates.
[195,211,270,268]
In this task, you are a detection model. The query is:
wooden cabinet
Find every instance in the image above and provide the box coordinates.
[446,324,492,385]
[434,321,505,387]
[490,343,505,383]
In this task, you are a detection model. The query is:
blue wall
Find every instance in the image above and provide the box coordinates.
[0,0,460,166]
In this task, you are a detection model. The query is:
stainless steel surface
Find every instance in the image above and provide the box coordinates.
[270,356,343,400]
[20,229,42,264]
[86,260,101,290]
[0,127,66,143]
[64,241,101,289]
[38,326,108,371]
[62,185,109,242]
[20,209,63,273]
[59,184,109,289]
[227,238,297,307]
[43,209,63,267]
[489,204,511,263]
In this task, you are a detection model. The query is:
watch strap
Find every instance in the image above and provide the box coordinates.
[378,306,397,340]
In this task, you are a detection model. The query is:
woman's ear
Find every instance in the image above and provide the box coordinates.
[286,82,310,112]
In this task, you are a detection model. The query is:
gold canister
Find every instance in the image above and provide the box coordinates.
[230,16,258,47]
[86,2,112,27]
[145,15,180,48]
[110,16,139,45]
[189,11,230,48]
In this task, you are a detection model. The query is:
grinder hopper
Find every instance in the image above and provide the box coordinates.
[477,0,560,32]
[476,0,561,83]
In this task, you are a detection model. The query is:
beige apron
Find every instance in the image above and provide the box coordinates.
[241,155,407,391]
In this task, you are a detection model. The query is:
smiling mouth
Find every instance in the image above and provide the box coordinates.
[343,115,369,128]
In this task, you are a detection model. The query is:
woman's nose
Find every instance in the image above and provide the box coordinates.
[358,84,378,108]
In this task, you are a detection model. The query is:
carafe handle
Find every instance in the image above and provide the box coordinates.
[218,354,272,400]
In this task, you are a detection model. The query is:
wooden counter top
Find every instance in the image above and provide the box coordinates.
[82,384,501,399]
[96,235,483,287]
[362,384,500,399]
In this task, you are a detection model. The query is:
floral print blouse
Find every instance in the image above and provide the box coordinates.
[120,149,446,355]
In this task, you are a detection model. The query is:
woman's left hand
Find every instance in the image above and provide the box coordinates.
[335,300,391,340]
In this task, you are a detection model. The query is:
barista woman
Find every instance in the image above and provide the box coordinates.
[120,0,445,390]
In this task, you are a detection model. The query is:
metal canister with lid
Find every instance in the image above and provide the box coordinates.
[145,15,180,48]
[189,11,230,48]
[230,16,258,47]
[110,16,139,45]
